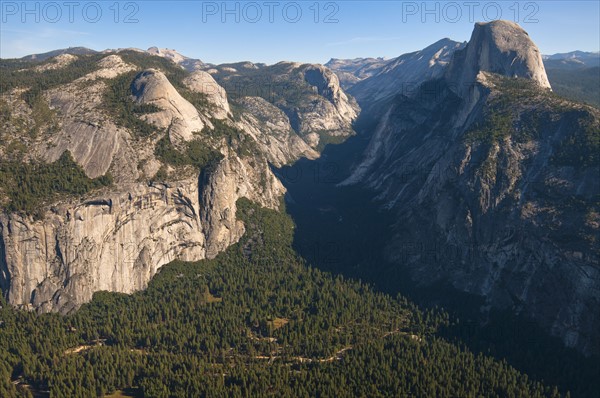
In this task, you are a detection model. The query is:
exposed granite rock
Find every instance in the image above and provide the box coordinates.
[1,51,343,314]
[77,55,136,82]
[40,57,141,180]
[204,61,359,149]
[146,47,189,65]
[300,65,358,135]
[343,21,599,355]
[0,179,206,313]
[132,69,211,145]
[32,54,78,72]
[183,71,231,119]
[348,39,465,106]
[234,96,319,166]
[445,20,551,97]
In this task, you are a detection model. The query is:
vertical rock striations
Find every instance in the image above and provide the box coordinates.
[343,21,599,355]
[0,52,356,314]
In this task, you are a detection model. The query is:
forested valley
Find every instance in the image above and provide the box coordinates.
[0,199,569,397]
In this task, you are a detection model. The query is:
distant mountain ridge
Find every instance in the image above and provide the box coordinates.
[17,46,207,72]
[542,51,600,106]
[19,46,98,61]
[17,46,600,66]
[543,51,600,70]
[325,57,387,75]
[342,38,466,107]
[326,46,599,108]
[543,50,600,61]
[324,57,389,89]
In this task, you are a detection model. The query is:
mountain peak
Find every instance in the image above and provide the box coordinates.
[145,47,189,64]
[20,46,97,61]
[445,20,551,94]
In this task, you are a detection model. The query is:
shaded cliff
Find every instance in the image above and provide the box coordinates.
[343,21,599,355]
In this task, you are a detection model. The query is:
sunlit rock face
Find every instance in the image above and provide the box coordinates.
[0,52,355,314]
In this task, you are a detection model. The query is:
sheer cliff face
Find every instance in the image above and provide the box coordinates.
[345,21,599,355]
[0,52,357,313]
[0,181,206,313]
[445,21,551,96]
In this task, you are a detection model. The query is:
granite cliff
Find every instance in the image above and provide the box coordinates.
[343,21,599,355]
[0,50,356,313]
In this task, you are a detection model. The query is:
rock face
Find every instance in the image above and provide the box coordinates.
[234,96,319,165]
[197,153,286,259]
[183,71,231,119]
[32,54,77,72]
[39,56,139,180]
[0,51,354,314]
[0,153,286,313]
[203,61,359,149]
[299,65,358,136]
[132,69,211,144]
[324,57,388,90]
[0,180,206,313]
[344,39,465,107]
[445,20,551,96]
[344,21,599,355]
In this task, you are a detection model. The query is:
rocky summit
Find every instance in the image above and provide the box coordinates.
[341,20,599,355]
[445,20,551,96]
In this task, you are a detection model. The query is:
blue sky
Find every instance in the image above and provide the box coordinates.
[1,1,599,64]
